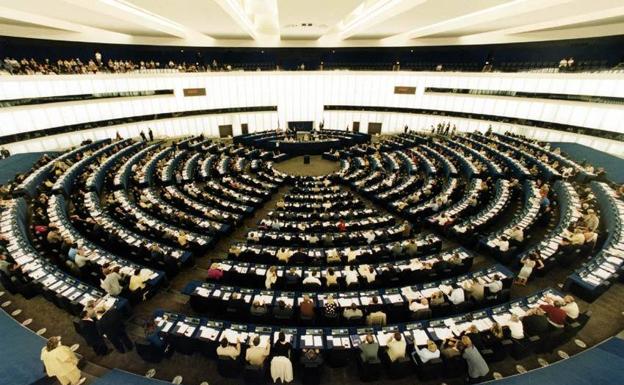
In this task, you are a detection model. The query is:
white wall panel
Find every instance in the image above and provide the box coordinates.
[1,71,623,156]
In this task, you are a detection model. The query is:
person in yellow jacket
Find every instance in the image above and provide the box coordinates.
[40,336,85,385]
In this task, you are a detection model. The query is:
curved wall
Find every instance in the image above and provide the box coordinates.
[1,71,623,155]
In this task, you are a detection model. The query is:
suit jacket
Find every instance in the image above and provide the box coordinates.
[79,318,104,345]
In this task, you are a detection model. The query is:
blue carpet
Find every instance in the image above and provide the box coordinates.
[91,370,173,385]
[488,337,624,385]
[0,152,58,185]
[549,142,624,184]
[0,309,46,385]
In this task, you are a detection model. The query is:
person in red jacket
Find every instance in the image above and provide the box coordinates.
[540,299,567,328]
[206,262,224,281]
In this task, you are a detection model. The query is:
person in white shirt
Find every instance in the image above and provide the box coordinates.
[363,231,375,244]
[416,340,441,363]
[486,275,504,294]
[509,227,524,244]
[358,265,376,283]
[74,249,92,268]
[100,266,123,296]
[409,298,429,312]
[344,266,359,286]
[495,237,510,252]
[507,314,524,339]
[346,248,357,263]
[561,295,579,319]
[448,287,465,305]
[302,272,322,286]
[265,266,278,289]
[386,332,407,362]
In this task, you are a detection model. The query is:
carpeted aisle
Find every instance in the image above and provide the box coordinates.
[91,369,173,385]
[486,336,624,385]
[0,309,46,385]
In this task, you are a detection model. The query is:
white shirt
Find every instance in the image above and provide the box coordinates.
[345,270,359,286]
[449,288,465,305]
[101,272,122,296]
[487,280,503,293]
[508,320,524,339]
[409,301,428,312]
[302,276,322,286]
[562,302,579,319]
[496,239,509,252]
[417,347,441,363]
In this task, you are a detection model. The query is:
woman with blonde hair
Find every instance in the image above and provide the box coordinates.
[265,266,278,289]
[40,337,84,385]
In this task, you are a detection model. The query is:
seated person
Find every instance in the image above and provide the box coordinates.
[250,300,268,317]
[440,338,461,358]
[359,333,379,363]
[343,303,363,320]
[344,265,359,287]
[129,269,149,293]
[302,271,322,287]
[272,300,293,319]
[325,268,339,288]
[416,340,441,363]
[386,332,407,362]
[276,248,292,263]
[246,336,270,367]
[429,290,446,306]
[540,298,567,328]
[522,307,550,336]
[300,295,316,319]
[207,262,224,280]
[272,332,292,358]
[507,314,524,339]
[324,295,339,318]
[561,295,579,320]
[265,266,278,289]
[217,337,241,360]
[486,274,504,294]
[409,298,429,312]
[284,268,299,286]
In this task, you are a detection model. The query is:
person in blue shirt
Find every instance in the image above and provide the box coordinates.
[67,243,78,262]
[144,321,165,353]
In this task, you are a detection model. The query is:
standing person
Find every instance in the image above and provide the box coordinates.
[148,128,154,142]
[40,337,85,385]
[78,311,109,355]
[461,335,489,383]
[140,131,147,142]
[97,308,134,353]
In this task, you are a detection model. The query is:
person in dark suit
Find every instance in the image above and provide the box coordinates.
[96,308,134,353]
[78,311,109,355]
[290,248,307,264]
[272,300,294,321]
[226,292,247,318]
[521,308,550,336]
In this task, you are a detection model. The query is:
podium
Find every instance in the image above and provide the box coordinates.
[304,155,310,164]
